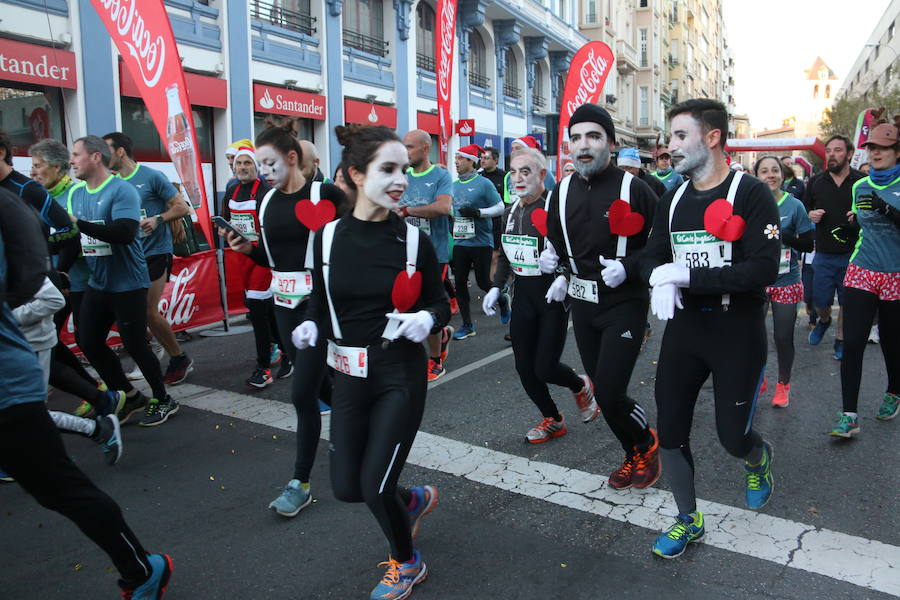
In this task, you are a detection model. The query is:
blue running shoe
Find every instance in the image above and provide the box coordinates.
[499,292,511,325]
[408,486,438,539]
[270,343,282,366]
[319,400,332,415]
[833,339,844,360]
[652,512,705,559]
[745,441,774,510]
[269,479,312,517]
[452,324,476,340]
[808,318,831,345]
[370,550,427,600]
[120,553,173,599]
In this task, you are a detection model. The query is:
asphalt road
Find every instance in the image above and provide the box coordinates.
[3,293,898,600]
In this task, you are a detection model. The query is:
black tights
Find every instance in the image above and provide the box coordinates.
[770,301,798,384]
[51,292,108,404]
[451,245,505,324]
[245,296,285,369]
[840,287,899,413]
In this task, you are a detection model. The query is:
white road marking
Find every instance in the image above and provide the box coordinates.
[168,383,900,596]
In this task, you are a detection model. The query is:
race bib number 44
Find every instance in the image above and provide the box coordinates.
[453,217,476,239]
[672,230,728,269]
[502,234,540,276]
[327,340,368,378]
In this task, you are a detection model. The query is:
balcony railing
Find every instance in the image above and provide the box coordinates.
[533,94,546,108]
[503,83,521,99]
[416,52,435,72]
[585,11,597,24]
[252,0,316,36]
[343,29,389,57]
[468,71,490,90]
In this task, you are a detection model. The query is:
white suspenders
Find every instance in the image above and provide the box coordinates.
[258,182,322,270]
[615,172,634,259]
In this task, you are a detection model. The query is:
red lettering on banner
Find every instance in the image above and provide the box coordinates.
[436,0,458,165]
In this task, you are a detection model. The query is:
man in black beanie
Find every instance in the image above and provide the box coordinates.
[539,103,662,490]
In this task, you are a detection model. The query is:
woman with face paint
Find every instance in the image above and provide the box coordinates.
[224,120,350,517]
[483,148,597,443]
[753,156,814,408]
[292,124,449,600]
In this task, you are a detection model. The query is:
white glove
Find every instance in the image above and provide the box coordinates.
[598,255,626,289]
[649,263,691,288]
[545,275,568,303]
[650,283,684,321]
[539,240,559,274]
[292,320,318,349]
[385,310,434,343]
[482,287,501,316]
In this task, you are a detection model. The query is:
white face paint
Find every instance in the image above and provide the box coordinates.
[256,145,288,189]
[362,141,409,209]
[509,156,544,201]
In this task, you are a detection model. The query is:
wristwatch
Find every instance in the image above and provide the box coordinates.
[155,214,164,226]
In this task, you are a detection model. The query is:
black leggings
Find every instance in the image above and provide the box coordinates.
[273,302,331,482]
[451,245,505,324]
[770,300,799,384]
[245,296,285,369]
[51,291,106,403]
[571,298,651,453]
[510,277,582,419]
[840,287,899,413]
[0,402,151,585]
[78,287,166,400]
[440,264,456,300]
[330,342,425,563]
[655,307,766,515]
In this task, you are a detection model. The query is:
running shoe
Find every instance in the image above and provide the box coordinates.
[808,317,831,345]
[868,325,880,344]
[833,339,844,360]
[319,400,331,415]
[876,393,899,421]
[771,383,790,408]
[268,479,312,517]
[439,326,453,363]
[807,311,818,329]
[370,550,427,600]
[270,343,283,365]
[94,414,123,465]
[74,400,95,418]
[126,364,145,381]
[830,412,860,437]
[247,367,274,389]
[608,454,636,490]
[408,485,438,539]
[525,415,567,444]
[449,297,459,315]
[163,354,194,385]
[452,324,476,340]
[139,396,180,427]
[499,292,512,325]
[632,428,661,489]
[426,359,445,383]
[120,553,173,600]
[119,392,149,425]
[276,361,294,379]
[745,441,774,510]
[96,390,126,417]
[759,376,767,395]
[0,470,13,482]
[573,375,599,423]
[652,512,705,559]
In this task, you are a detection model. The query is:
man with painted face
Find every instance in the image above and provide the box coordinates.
[541,103,661,492]
[641,98,781,559]
[483,148,598,443]
[450,144,509,339]
[651,149,684,191]
[618,147,666,198]
[398,129,456,382]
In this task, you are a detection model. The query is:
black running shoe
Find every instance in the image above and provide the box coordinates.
[119,392,149,425]
[139,395,180,427]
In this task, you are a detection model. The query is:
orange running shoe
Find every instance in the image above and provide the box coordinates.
[632,428,662,489]
[525,415,567,443]
[772,383,790,408]
[426,359,445,383]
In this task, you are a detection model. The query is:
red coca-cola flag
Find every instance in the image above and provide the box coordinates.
[435,0,457,165]
[89,0,212,245]
[556,42,615,180]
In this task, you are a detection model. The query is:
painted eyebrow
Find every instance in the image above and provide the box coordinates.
[672,129,688,136]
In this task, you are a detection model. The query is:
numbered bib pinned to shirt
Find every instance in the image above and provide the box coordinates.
[568,275,599,303]
[405,216,431,236]
[139,209,149,238]
[230,212,259,242]
[778,247,791,275]
[453,217,476,239]
[327,340,368,378]
[502,234,540,276]
[271,270,313,309]
[81,220,112,256]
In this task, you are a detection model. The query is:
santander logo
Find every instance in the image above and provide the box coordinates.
[368,106,379,123]
[565,47,611,118]
[158,265,200,326]
[459,121,473,135]
[100,0,166,88]
[259,88,275,110]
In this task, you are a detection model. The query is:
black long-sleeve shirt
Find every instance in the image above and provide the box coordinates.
[0,188,50,308]
[546,164,657,307]
[802,168,865,254]
[492,191,554,288]
[641,171,781,311]
[308,213,450,347]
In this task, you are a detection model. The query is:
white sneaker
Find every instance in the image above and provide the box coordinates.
[868,325,880,344]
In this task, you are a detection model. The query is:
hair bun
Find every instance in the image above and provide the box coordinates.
[335,123,367,147]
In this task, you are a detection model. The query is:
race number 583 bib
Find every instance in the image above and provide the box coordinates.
[501,234,540,276]
[81,220,112,256]
[405,216,431,236]
[327,340,368,378]
[452,217,476,239]
[778,247,791,275]
[568,275,599,303]
[671,230,728,269]
[271,270,313,309]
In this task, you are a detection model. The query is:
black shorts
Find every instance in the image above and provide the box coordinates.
[147,253,173,282]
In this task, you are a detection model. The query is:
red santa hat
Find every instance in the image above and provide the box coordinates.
[456,144,484,163]
[233,146,257,163]
[512,136,540,150]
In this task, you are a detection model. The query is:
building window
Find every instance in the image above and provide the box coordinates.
[639,86,648,126]
[0,84,65,156]
[121,97,214,163]
[415,2,436,71]
[640,28,648,67]
[343,0,388,57]
[504,49,520,99]
[468,30,489,89]
[533,62,546,108]
[251,0,315,36]
[639,0,648,6]
[585,0,597,23]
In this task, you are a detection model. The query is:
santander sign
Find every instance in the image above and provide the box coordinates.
[99,0,166,88]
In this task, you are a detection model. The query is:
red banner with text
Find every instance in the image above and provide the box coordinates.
[89,0,212,246]
[556,42,615,180]
[435,0,457,165]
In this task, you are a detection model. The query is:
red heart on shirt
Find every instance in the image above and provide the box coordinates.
[392,271,423,313]
[608,199,645,237]
[530,208,549,237]
[294,198,335,232]
[704,198,746,241]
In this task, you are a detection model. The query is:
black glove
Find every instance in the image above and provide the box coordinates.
[830,222,859,244]
[457,206,480,218]
[781,232,799,249]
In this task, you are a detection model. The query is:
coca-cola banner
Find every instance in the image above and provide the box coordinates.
[89,0,212,245]
[556,42,615,179]
[435,0,457,165]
